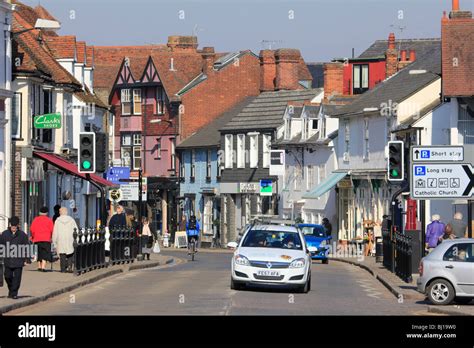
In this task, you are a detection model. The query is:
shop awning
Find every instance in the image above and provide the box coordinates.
[33,151,116,187]
[303,171,348,199]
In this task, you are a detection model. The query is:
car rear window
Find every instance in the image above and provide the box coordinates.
[443,243,474,262]
[301,226,326,238]
[242,229,303,250]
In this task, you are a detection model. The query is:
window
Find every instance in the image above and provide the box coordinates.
[206,149,212,179]
[121,147,132,168]
[133,89,142,115]
[180,153,185,179]
[237,134,245,168]
[191,150,196,179]
[121,89,131,115]
[122,134,132,146]
[224,134,233,168]
[353,64,369,94]
[11,93,21,139]
[458,104,474,144]
[217,153,223,179]
[363,117,370,160]
[156,138,162,159]
[84,123,92,132]
[133,146,141,170]
[312,119,319,130]
[443,243,474,262]
[284,118,291,140]
[249,133,258,168]
[133,134,142,145]
[262,134,271,168]
[156,87,165,115]
[344,118,350,157]
[170,139,176,170]
[306,165,314,191]
[319,163,326,183]
[294,166,302,191]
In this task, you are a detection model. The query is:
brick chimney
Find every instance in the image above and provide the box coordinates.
[274,49,302,90]
[259,50,276,91]
[409,50,416,62]
[385,32,398,78]
[201,47,216,74]
[449,0,472,18]
[400,50,407,61]
[323,62,344,100]
[167,36,198,52]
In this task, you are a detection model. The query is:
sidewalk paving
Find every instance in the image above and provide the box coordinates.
[332,255,474,316]
[0,253,174,314]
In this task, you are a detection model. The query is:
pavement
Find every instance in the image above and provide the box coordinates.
[6,250,446,316]
[0,253,174,315]
[332,254,474,316]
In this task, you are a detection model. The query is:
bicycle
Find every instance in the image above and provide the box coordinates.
[188,237,198,261]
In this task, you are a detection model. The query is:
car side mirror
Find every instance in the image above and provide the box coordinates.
[227,242,238,249]
[306,248,310,254]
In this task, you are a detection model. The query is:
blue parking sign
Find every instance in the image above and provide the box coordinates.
[414,166,426,176]
[421,150,430,159]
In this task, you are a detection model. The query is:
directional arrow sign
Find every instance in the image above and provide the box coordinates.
[411,146,464,162]
[411,163,474,199]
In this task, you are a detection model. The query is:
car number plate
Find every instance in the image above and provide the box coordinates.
[257,270,280,277]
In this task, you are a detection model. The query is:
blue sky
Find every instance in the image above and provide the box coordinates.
[24,0,464,61]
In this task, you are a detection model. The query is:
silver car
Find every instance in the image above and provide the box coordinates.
[417,239,474,305]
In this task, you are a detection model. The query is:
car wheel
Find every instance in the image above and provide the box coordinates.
[322,259,329,265]
[298,273,311,294]
[427,279,455,305]
[231,277,244,291]
[455,297,473,305]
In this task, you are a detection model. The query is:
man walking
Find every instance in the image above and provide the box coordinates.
[425,214,445,253]
[322,218,332,237]
[0,217,30,299]
[30,207,54,272]
[448,212,468,239]
[108,205,127,230]
[52,207,78,273]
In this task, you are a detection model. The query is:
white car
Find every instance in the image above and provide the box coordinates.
[230,224,312,293]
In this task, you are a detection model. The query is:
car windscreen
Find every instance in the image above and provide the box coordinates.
[242,230,303,250]
[301,226,326,238]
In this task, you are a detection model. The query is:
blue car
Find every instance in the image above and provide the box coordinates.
[298,224,332,264]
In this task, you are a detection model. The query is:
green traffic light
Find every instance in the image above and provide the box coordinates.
[82,161,92,170]
[391,169,399,177]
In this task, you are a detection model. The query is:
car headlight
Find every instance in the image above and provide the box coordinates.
[319,240,327,247]
[289,258,306,268]
[234,254,250,266]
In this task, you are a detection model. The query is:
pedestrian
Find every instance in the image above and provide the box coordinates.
[186,215,200,254]
[141,217,155,261]
[30,207,54,272]
[52,207,78,273]
[108,205,127,230]
[322,217,332,237]
[439,223,456,243]
[425,214,445,253]
[0,217,30,299]
[52,205,61,224]
[448,212,468,239]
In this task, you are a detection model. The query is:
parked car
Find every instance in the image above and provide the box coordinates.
[417,239,474,305]
[229,222,312,293]
[298,224,332,264]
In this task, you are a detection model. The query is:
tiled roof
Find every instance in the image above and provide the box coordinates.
[86,46,94,68]
[177,97,255,149]
[44,36,77,59]
[220,88,323,131]
[358,38,441,59]
[331,59,441,117]
[12,1,58,37]
[76,41,86,64]
[34,5,58,22]
[13,11,81,88]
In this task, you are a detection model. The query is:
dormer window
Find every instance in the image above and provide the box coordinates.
[353,64,369,95]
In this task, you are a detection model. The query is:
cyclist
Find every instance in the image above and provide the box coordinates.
[186,215,200,255]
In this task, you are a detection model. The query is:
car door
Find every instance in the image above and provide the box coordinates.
[442,242,474,295]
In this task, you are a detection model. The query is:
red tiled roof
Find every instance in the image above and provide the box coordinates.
[44,35,76,59]
[12,1,58,37]
[13,11,81,88]
[86,46,94,68]
[34,4,59,22]
[76,41,86,64]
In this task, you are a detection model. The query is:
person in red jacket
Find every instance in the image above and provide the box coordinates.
[30,206,54,272]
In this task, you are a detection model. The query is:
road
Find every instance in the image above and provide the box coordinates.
[8,250,433,315]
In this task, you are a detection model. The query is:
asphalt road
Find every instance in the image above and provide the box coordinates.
[8,250,433,315]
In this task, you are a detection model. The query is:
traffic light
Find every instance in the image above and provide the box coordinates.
[387,140,404,181]
[95,132,108,173]
[78,132,95,173]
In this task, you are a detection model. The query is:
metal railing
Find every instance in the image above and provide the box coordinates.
[382,232,392,270]
[73,227,107,275]
[394,231,413,283]
[109,226,137,265]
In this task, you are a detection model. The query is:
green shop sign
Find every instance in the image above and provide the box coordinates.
[34,113,62,129]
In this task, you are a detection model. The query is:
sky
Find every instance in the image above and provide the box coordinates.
[22,0,468,62]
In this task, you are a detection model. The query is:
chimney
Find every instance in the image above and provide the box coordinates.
[449,0,472,19]
[400,50,407,61]
[385,32,398,78]
[201,47,215,74]
[259,50,276,91]
[274,49,302,90]
[323,62,344,100]
[409,50,416,62]
[167,36,198,52]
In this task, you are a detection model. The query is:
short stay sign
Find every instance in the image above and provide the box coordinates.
[34,113,62,129]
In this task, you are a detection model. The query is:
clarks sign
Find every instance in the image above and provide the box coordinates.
[34,113,61,129]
